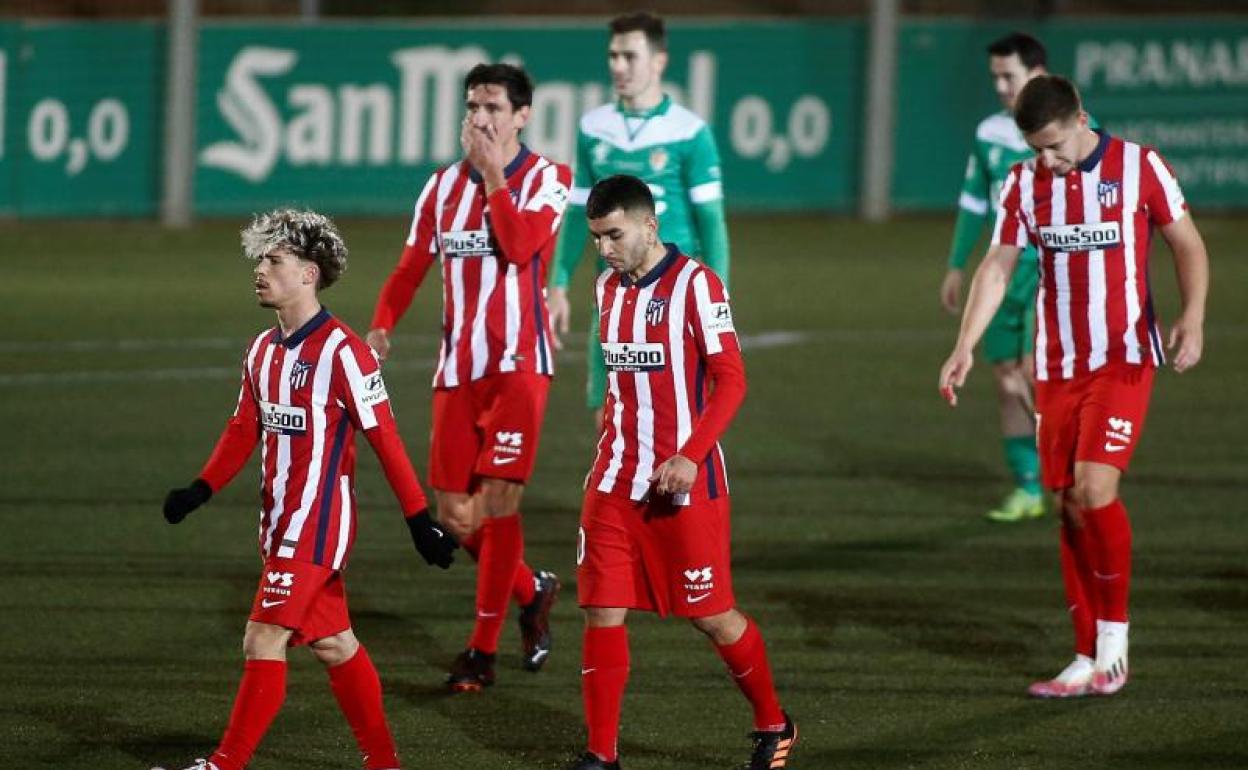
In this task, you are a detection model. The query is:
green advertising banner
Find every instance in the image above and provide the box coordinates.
[1,22,163,217]
[194,20,864,215]
[0,23,16,214]
[895,18,1248,211]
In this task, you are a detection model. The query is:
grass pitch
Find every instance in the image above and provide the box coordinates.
[1,215,1245,769]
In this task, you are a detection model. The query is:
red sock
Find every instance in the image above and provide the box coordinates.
[462,522,536,606]
[210,659,287,770]
[1083,499,1132,622]
[1059,523,1098,657]
[582,625,629,762]
[468,514,523,653]
[714,618,786,731]
[328,646,400,770]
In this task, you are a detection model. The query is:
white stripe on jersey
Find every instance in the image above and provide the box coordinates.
[338,340,381,430]
[433,164,461,241]
[268,343,301,556]
[1020,166,1037,236]
[279,329,346,559]
[470,256,498,381]
[1082,163,1109,371]
[1122,144,1142,364]
[1050,177,1077,380]
[690,180,724,204]
[442,184,475,387]
[959,191,989,216]
[406,174,438,249]
[332,474,351,570]
[500,263,520,373]
[597,280,628,495]
[692,271,723,355]
[1147,150,1187,223]
[569,187,590,206]
[258,342,284,554]
[628,281,659,499]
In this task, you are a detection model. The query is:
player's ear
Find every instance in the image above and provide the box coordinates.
[653,49,669,74]
[303,261,320,287]
[512,104,531,132]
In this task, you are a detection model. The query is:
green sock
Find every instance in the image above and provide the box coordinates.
[1003,435,1042,496]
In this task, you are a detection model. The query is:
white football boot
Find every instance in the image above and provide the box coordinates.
[1091,620,1129,695]
[1027,654,1094,698]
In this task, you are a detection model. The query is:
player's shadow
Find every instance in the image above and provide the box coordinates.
[18,702,220,768]
[769,585,1041,669]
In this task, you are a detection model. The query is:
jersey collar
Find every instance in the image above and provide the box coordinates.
[274,306,332,348]
[616,94,672,120]
[621,243,679,289]
[467,144,531,184]
[1078,129,1111,173]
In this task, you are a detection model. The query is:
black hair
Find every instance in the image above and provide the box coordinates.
[463,62,534,110]
[609,11,667,52]
[987,32,1048,71]
[1014,75,1082,135]
[586,175,656,220]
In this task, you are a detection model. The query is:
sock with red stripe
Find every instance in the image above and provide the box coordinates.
[210,659,287,770]
[461,522,537,607]
[714,617,786,731]
[582,625,629,762]
[1059,522,1098,657]
[468,514,523,653]
[327,645,400,770]
[1083,499,1132,622]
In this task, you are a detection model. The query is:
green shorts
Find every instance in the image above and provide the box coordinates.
[586,311,607,410]
[982,261,1038,364]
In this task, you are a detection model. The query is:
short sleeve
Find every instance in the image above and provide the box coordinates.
[990,166,1030,248]
[688,267,740,357]
[1141,148,1188,226]
[335,339,394,431]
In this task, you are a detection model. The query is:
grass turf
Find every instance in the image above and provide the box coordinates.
[0,215,1245,769]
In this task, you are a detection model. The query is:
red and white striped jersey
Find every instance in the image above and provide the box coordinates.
[222,310,415,570]
[371,145,572,388]
[992,131,1187,381]
[589,247,743,505]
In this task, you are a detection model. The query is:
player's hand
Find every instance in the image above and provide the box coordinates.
[163,479,212,524]
[938,347,974,407]
[461,119,506,190]
[648,454,698,496]
[939,269,965,315]
[366,328,391,362]
[548,287,571,351]
[1168,313,1204,373]
[405,509,458,569]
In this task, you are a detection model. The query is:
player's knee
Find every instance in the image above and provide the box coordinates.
[1073,476,1117,511]
[584,607,627,628]
[435,493,476,538]
[242,622,290,661]
[310,630,359,667]
[479,480,521,519]
[690,609,746,645]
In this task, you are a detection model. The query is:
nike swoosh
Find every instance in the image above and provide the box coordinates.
[260,599,286,609]
[1104,443,1127,453]
[492,457,519,465]
[477,612,500,618]
[580,667,596,675]
[686,593,713,604]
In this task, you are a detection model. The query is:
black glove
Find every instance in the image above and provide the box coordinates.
[163,478,213,524]
[405,509,457,569]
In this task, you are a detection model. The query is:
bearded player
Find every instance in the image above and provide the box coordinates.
[940,76,1208,698]
[566,175,794,770]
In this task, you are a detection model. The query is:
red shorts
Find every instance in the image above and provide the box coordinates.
[429,372,550,493]
[577,490,736,618]
[1035,361,1155,491]
[248,557,350,647]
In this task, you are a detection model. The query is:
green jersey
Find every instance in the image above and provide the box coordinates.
[948,110,1038,270]
[552,94,730,288]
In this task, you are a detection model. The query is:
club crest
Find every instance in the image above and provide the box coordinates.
[290,360,313,390]
[645,297,668,326]
[1098,180,1121,208]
